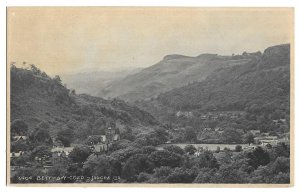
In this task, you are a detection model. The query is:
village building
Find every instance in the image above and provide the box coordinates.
[51,146,74,156]
[91,126,120,153]
[211,115,218,120]
[254,135,279,146]
[250,130,261,136]
[12,136,27,142]
[10,151,25,158]
[201,115,208,120]
[176,111,193,118]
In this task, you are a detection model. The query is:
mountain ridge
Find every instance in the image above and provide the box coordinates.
[100,50,261,102]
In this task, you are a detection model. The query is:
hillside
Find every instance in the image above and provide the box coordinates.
[10,66,159,140]
[60,68,142,96]
[100,52,260,102]
[156,44,290,111]
[136,44,290,133]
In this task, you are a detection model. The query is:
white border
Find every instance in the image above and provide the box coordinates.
[1,1,298,192]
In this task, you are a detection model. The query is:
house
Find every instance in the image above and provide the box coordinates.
[100,135,106,143]
[203,127,212,131]
[113,134,120,142]
[51,146,74,156]
[265,136,278,140]
[201,115,208,120]
[12,136,27,142]
[250,130,261,136]
[254,135,279,146]
[260,140,279,146]
[176,111,183,117]
[254,137,265,144]
[89,126,120,153]
[272,120,279,124]
[261,132,270,136]
[280,119,287,123]
[176,111,193,118]
[93,143,108,153]
[10,151,24,158]
[244,144,256,151]
[214,127,220,131]
[212,115,218,120]
[194,151,201,157]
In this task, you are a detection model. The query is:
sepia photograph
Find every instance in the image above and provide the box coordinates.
[6,7,294,186]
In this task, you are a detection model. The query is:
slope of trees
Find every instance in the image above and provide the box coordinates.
[157,44,290,114]
[10,64,160,145]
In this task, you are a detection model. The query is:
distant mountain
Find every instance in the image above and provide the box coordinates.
[10,66,159,140]
[100,52,261,102]
[137,44,290,123]
[60,68,142,96]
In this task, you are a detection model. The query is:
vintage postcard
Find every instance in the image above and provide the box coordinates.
[6,7,294,187]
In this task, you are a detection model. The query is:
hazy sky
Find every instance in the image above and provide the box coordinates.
[7,7,293,75]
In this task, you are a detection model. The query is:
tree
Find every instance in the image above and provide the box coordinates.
[137,172,151,183]
[166,167,197,183]
[37,121,50,129]
[47,165,68,183]
[184,145,197,155]
[30,145,52,165]
[235,145,243,152]
[163,145,185,155]
[12,152,31,167]
[30,123,52,146]
[11,119,28,136]
[193,151,219,169]
[272,142,290,158]
[30,64,41,75]
[148,166,172,183]
[140,146,157,155]
[184,127,197,142]
[11,140,29,152]
[152,127,169,145]
[83,155,121,182]
[68,145,92,163]
[221,128,243,143]
[247,147,270,169]
[120,126,135,141]
[122,154,155,182]
[243,133,255,145]
[212,164,248,183]
[56,128,75,147]
[54,75,62,84]
[149,150,183,168]
[110,146,142,163]
[193,168,216,183]
[269,156,290,174]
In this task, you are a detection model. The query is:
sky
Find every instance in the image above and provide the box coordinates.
[7,7,293,75]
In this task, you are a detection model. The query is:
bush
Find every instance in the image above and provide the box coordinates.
[122,154,155,182]
[149,150,183,168]
[69,145,92,163]
[11,119,28,136]
[163,145,185,155]
[235,145,243,152]
[184,145,197,155]
[166,167,197,183]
